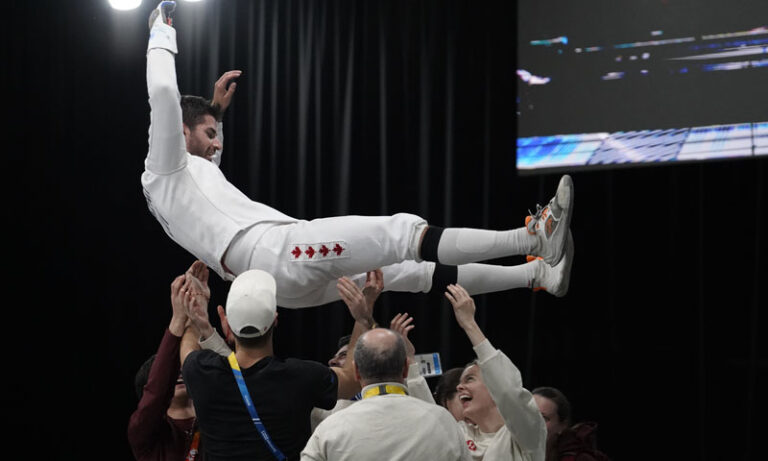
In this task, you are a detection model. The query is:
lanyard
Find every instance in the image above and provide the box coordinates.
[227,352,286,461]
[185,431,200,461]
[361,383,408,399]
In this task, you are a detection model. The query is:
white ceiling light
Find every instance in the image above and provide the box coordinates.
[109,0,142,10]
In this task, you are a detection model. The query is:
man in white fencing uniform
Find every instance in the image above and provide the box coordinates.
[143,1,575,308]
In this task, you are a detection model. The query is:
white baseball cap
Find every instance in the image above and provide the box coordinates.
[225,270,277,338]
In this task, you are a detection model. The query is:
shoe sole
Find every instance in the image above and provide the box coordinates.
[529,174,574,266]
[557,174,574,227]
[549,174,573,266]
[554,231,574,297]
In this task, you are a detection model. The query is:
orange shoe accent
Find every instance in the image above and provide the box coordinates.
[533,286,547,292]
[545,215,555,237]
[525,215,535,235]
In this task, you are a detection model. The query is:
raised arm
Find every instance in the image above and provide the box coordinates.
[127,273,188,457]
[332,270,383,399]
[446,284,547,456]
[172,259,219,365]
[389,313,436,403]
[145,1,187,175]
[183,261,233,357]
[209,69,241,166]
[179,263,233,365]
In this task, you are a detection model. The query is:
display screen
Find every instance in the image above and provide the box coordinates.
[516,0,768,173]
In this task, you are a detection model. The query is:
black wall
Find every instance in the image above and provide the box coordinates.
[5,1,765,459]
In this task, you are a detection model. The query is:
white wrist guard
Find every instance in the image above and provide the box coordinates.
[148,22,178,54]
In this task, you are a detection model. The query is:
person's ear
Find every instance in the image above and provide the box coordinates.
[217,305,235,345]
[182,124,193,152]
[401,360,409,380]
[354,360,362,383]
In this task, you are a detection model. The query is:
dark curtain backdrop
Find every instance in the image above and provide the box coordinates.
[5,1,765,460]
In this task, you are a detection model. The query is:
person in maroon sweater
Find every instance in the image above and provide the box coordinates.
[127,261,211,461]
[532,387,611,461]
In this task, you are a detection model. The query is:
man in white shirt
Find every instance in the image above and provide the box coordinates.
[144,1,575,309]
[301,328,471,461]
[310,276,382,432]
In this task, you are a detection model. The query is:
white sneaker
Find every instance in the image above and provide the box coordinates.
[148,1,176,29]
[529,231,574,297]
[526,174,574,266]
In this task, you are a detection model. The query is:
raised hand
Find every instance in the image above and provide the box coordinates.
[389,313,416,359]
[337,276,374,328]
[211,70,242,115]
[186,260,211,301]
[148,1,176,29]
[362,269,384,309]
[182,274,214,339]
[445,284,476,329]
[445,284,486,346]
[169,274,188,336]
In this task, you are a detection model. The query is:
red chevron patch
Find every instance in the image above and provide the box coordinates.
[288,241,350,262]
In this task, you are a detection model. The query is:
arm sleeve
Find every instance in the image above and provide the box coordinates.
[300,428,327,461]
[474,339,546,455]
[198,329,232,356]
[306,362,339,411]
[145,22,187,175]
[126,329,182,457]
[406,362,436,404]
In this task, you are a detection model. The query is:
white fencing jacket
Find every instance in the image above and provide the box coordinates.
[143,23,296,280]
[302,382,471,461]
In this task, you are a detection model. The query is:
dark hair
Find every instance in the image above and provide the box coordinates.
[337,334,351,350]
[532,386,572,426]
[434,367,464,406]
[234,324,274,349]
[354,331,406,383]
[180,95,221,129]
[134,354,157,400]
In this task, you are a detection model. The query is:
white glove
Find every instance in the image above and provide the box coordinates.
[147,1,177,54]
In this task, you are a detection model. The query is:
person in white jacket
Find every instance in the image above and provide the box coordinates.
[143,1,575,309]
[443,284,548,461]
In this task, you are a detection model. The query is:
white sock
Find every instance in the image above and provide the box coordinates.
[437,227,536,265]
[456,261,538,295]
